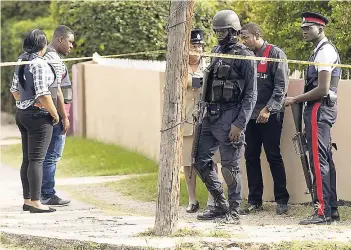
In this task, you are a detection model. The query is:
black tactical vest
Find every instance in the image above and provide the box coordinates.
[305,41,341,94]
[208,44,244,104]
[17,53,58,107]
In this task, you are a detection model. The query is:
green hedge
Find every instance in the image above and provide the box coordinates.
[1,1,350,113]
[1,0,55,113]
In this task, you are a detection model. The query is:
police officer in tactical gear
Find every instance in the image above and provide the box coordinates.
[194,10,257,221]
[285,12,340,225]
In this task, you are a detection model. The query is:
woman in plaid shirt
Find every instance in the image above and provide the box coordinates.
[10,29,59,213]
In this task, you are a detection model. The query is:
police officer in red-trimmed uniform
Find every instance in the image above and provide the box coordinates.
[285,12,341,225]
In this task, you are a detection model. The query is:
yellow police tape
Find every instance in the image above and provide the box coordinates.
[1,49,351,69]
[0,50,166,67]
[202,52,351,69]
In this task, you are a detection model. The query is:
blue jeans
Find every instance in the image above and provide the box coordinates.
[41,121,66,200]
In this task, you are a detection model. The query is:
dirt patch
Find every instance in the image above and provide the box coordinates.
[61,183,351,227]
[60,184,197,221]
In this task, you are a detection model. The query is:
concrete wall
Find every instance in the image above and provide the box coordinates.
[78,63,164,161]
[72,62,351,203]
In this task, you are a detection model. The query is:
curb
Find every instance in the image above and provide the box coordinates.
[0,231,257,250]
[1,232,164,250]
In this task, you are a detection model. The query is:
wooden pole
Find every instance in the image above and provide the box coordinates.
[154,0,195,236]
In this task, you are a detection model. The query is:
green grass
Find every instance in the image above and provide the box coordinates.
[104,173,210,207]
[137,227,236,239]
[207,230,232,238]
[1,136,158,177]
[270,241,351,250]
[105,173,351,221]
[1,144,22,170]
[187,241,351,250]
[172,228,203,237]
[137,227,204,237]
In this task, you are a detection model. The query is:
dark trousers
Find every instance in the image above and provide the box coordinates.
[16,107,53,201]
[196,108,244,207]
[304,102,338,217]
[244,113,289,205]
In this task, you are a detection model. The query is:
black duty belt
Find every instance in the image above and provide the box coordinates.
[207,102,238,111]
[305,97,329,106]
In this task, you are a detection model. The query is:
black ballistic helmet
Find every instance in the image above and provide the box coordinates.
[212,10,241,31]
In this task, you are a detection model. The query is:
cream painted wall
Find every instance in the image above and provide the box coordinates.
[73,63,351,203]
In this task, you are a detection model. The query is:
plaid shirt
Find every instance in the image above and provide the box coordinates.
[43,46,66,85]
[10,53,55,109]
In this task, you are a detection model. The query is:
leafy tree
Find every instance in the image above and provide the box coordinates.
[1,1,54,113]
[328,0,351,65]
[50,1,170,61]
[246,0,332,71]
[2,0,349,113]
[1,1,50,23]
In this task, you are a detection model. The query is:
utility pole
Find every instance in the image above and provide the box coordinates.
[154,0,195,236]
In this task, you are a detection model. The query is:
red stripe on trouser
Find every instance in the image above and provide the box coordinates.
[311,102,325,215]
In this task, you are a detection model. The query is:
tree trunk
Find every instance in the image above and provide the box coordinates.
[154,0,195,236]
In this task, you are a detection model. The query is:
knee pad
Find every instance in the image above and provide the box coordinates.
[193,161,224,198]
[193,160,213,182]
[222,165,240,187]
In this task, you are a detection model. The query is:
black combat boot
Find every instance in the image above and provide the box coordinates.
[331,208,340,222]
[196,207,227,220]
[197,193,229,220]
[276,204,288,215]
[239,203,263,215]
[229,204,240,220]
[299,214,331,225]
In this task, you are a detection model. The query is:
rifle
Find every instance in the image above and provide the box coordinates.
[189,47,221,179]
[189,67,210,179]
[291,102,314,201]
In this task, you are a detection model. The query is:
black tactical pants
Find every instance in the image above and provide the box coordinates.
[195,108,244,208]
[244,113,289,205]
[304,101,338,218]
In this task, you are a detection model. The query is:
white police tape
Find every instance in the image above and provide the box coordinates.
[1,50,351,69]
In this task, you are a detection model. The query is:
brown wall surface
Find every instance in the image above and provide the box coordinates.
[82,64,164,160]
[73,62,351,203]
